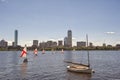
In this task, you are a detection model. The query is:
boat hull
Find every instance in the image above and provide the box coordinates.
[23,58,28,63]
[67,67,92,74]
[67,64,93,74]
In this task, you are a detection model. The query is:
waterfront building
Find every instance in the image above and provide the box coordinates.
[46,41,57,48]
[64,37,68,47]
[64,30,72,47]
[116,44,120,48]
[67,30,72,47]
[14,30,18,47]
[77,41,86,47]
[52,42,57,47]
[0,39,8,47]
[107,45,112,47]
[33,40,38,47]
[58,40,63,46]
[39,42,47,48]
[89,42,93,47]
[103,43,106,47]
[39,41,57,48]
[46,41,53,48]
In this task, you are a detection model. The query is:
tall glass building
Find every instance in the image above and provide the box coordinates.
[33,40,38,47]
[64,37,68,47]
[14,30,18,47]
[67,30,72,47]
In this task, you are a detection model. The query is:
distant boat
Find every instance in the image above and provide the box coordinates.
[42,49,45,54]
[61,49,64,53]
[34,48,38,56]
[67,34,94,74]
[20,45,28,63]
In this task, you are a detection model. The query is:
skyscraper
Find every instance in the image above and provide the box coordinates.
[33,40,38,47]
[0,39,8,47]
[64,37,68,47]
[58,40,63,46]
[77,41,86,47]
[14,30,18,47]
[67,30,72,47]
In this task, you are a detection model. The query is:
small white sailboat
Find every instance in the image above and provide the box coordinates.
[61,49,64,53]
[20,45,28,63]
[42,49,45,54]
[67,34,94,74]
[34,48,38,56]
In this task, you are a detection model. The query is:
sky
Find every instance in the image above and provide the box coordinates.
[0,0,120,46]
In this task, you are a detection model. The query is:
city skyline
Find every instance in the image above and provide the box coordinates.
[0,29,119,47]
[0,0,120,46]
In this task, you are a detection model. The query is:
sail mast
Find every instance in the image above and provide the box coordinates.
[86,34,90,67]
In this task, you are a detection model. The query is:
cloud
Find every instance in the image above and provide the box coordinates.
[57,38,64,40]
[48,39,57,41]
[19,40,32,46]
[105,32,115,34]
[7,40,13,45]
[72,37,76,40]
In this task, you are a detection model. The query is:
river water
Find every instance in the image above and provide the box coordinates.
[0,51,120,80]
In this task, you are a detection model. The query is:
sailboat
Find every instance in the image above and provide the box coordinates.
[34,48,38,56]
[42,49,45,54]
[61,49,64,53]
[20,45,28,63]
[67,34,94,74]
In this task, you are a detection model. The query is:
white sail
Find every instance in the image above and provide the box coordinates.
[34,48,38,54]
[42,49,45,54]
[20,45,27,58]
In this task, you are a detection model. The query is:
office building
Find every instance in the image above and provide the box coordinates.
[39,42,47,48]
[52,42,57,47]
[67,30,72,47]
[58,40,63,46]
[0,39,8,47]
[89,42,93,47]
[33,40,38,47]
[64,37,68,47]
[14,30,18,47]
[103,43,106,47]
[77,41,86,47]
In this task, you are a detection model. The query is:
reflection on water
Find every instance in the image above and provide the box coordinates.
[11,51,19,65]
[64,51,73,62]
[20,62,27,79]
[67,72,92,80]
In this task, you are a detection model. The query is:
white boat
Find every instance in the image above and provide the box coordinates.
[67,34,94,74]
[61,49,64,53]
[42,49,45,54]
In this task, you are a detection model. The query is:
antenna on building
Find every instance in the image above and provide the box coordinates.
[66,24,71,31]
